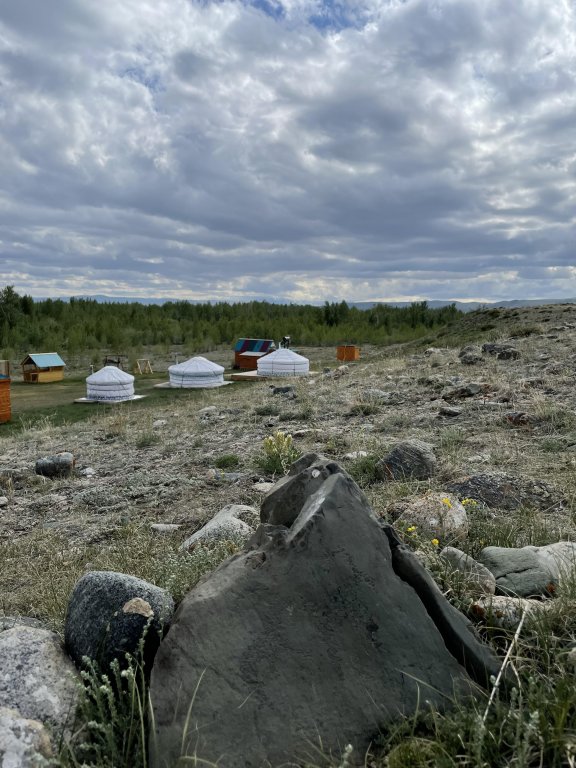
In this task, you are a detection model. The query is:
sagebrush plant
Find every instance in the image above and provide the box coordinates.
[258,430,300,476]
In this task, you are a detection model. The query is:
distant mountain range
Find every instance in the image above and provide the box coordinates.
[42,295,576,312]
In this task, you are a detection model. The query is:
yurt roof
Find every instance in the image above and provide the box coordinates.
[168,356,224,374]
[86,366,135,384]
[259,348,308,364]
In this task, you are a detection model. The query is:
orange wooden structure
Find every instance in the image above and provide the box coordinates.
[0,361,10,423]
[336,345,360,362]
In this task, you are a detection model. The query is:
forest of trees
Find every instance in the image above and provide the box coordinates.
[0,285,462,359]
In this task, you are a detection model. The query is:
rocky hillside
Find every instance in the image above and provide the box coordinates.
[2,302,576,766]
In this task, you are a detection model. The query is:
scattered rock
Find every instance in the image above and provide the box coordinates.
[447,473,561,511]
[438,406,461,417]
[34,452,75,479]
[440,547,496,596]
[376,440,437,481]
[152,419,167,428]
[180,504,259,550]
[470,595,555,630]
[482,342,520,360]
[198,406,218,420]
[396,492,468,542]
[0,707,53,767]
[65,571,174,674]
[150,461,499,768]
[0,626,79,733]
[150,523,181,534]
[343,450,368,460]
[442,383,487,400]
[477,542,576,597]
[270,385,296,398]
[459,346,483,365]
[0,496,8,507]
[207,469,246,483]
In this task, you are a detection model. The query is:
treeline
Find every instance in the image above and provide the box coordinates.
[0,285,461,357]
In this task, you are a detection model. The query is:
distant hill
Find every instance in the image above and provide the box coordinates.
[35,295,576,312]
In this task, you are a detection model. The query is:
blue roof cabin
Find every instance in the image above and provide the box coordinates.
[21,353,66,383]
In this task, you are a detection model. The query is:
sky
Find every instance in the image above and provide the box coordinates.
[0,0,575,304]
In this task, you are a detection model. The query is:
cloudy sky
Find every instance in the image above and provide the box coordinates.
[0,0,575,304]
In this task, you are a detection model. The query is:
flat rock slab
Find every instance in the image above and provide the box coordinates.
[150,466,496,768]
[477,542,576,597]
[447,473,562,511]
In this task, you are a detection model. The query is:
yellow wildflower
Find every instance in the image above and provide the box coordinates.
[406,525,417,533]
[441,497,452,508]
[431,538,440,546]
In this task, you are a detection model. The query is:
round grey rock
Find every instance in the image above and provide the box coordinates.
[65,571,174,674]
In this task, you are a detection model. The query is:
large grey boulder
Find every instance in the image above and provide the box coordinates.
[376,440,437,481]
[65,571,174,674]
[0,626,79,733]
[150,461,499,768]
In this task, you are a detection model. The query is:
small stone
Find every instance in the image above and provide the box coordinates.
[153,419,167,428]
[343,451,368,460]
[79,467,96,477]
[397,492,468,542]
[376,440,437,482]
[35,452,75,479]
[180,504,259,550]
[438,406,461,417]
[150,523,181,534]
[0,496,8,507]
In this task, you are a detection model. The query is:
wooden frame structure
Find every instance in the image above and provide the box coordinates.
[135,359,153,374]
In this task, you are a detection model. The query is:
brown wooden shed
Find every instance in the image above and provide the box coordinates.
[336,345,360,362]
[21,352,66,383]
[233,339,275,370]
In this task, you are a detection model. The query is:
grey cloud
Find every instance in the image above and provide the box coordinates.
[0,0,575,302]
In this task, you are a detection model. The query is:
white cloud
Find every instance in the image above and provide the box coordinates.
[0,0,575,301]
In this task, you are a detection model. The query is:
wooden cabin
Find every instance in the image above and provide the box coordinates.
[21,353,66,383]
[0,360,10,423]
[233,339,275,370]
[336,345,360,362]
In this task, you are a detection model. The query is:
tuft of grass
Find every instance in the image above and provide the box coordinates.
[214,453,241,469]
[347,454,381,487]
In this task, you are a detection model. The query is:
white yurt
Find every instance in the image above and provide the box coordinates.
[257,348,310,377]
[168,356,226,388]
[86,366,135,402]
